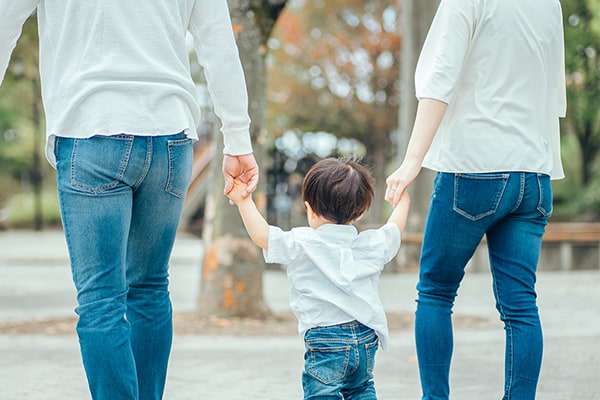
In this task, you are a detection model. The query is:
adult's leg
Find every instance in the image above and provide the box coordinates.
[56,136,139,400]
[415,173,491,399]
[416,172,514,399]
[125,133,193,399]
[486,173,552,400]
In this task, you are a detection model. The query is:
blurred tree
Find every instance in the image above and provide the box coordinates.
[561,0,600,219]
[396,0,439,235]
[267,0,401,223]
[0,15,45,229]
[197,0,288,319]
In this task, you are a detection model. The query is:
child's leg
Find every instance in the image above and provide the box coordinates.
[302,321,378,400]
[341,323,378,400]
[302,324,349,399]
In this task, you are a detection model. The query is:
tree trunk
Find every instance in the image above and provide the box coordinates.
[396,0,440,269]
[196,1,286,319]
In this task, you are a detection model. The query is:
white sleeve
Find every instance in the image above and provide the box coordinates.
[0,0,40,86]
[263,226,300,265]
[414,0,479,103]
[556,11,567,118]
[380,224,401,264]
[188,0,252,156]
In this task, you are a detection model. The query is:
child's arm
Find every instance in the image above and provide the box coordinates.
[387,191,410,236]
[227,179,269,250]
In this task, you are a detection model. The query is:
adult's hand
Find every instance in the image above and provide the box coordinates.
[385,156,421,207]
[223,153,259,197]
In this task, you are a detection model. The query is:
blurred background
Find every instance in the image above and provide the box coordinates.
[2,0,599,233]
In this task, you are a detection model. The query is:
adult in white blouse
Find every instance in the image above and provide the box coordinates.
[0,1,258,399]
[385,0,566,399]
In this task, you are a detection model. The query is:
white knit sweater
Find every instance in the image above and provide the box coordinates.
[0,0,252,166]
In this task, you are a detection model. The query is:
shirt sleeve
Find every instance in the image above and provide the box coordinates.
[262,226,299,265]
[187,0,253,156]
[556,10,567,118]
[380,223,401,265]
[414,0,479,103]
[0,0,39,86]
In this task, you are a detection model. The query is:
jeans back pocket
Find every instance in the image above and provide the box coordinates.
[453,173,509,221]
[165,138,193,198]
[69,136,134,194]
[306,343,351,384]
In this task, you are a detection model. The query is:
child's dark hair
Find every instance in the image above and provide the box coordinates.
[301,157,374,224]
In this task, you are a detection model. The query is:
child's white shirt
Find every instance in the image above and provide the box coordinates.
[264,223,401,351]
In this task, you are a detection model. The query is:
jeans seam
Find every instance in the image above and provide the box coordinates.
[131,137,153,190]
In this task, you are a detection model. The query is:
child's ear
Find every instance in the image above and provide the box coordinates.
[353,212,365,223]
[304,201,316,218]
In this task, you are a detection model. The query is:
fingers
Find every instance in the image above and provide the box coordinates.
[385,185,404,207]
[223,174,234,195]
[385,178,401,205]
[222,153,259,197]
[243,173,259,197]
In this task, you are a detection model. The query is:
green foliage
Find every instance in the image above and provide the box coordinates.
[0,15,49,219]
[558,0,600,220]
[1,187,61,229]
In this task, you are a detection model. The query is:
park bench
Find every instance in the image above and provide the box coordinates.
[398,222,600,271]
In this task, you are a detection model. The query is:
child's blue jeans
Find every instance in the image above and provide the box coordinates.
[302,321,379,399]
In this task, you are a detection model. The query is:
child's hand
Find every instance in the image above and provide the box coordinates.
[397,191,410,206]
[226,179,249,205]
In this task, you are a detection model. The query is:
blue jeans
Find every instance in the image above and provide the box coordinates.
[415,172,552,400]
[55,133,193,400]
[302,321,380,400]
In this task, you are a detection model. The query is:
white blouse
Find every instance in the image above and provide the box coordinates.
[264,223,401,351]
[0,0,252,167]
[415,0,566,179]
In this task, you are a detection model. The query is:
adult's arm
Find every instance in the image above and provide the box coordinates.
[385,98,447,207]
[0,1,39,85]
[188,0,258,195]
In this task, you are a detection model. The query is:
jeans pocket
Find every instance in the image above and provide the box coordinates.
[69,136,134,194]
[536,173,553,217]
[165,138,193,198]
[306,343,351,385]
[364,336,379,374]
[453,173,509,221]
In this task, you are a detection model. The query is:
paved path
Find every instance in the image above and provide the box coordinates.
[0,230,599,399]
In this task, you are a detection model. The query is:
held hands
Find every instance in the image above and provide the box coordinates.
[226,178,249,206]
[385,156,421,207]
[223,153,259,198]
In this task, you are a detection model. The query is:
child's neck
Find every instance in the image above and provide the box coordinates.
[310,216,354,229]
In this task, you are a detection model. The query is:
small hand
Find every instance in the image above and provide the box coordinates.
[226,179,248,205]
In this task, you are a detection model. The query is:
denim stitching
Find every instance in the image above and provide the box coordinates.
[490,263,514,398]
[453,173,509,220]
[535,173,552,217]
[131,137,153,190]
[69,136,134,194]
[508,172,526,214]
[165,138,192,198]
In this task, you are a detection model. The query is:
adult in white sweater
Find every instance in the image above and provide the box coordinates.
[0,1,258,399]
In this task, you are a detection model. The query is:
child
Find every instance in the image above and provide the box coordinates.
[227,157,410,399]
